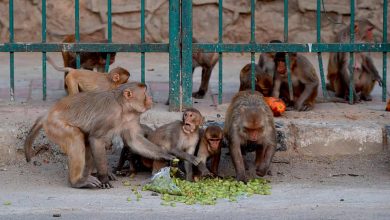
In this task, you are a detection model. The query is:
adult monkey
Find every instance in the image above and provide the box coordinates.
[24,82,175,189]
[224,91,277,183]
[258,40,282,76]
[273,52,319,111]
[327,19,382,102]
[62,34,116,73]
[239,63,273,97]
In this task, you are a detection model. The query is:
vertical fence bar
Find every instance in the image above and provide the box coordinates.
[284,0,293,101]
[9,0,14,101]
[348,0,355,104]
[316,0,326,98]
[169,0,181,111]
[218,0,223,104]
[75,0,80,68]
[105,0,112,72]
[140,0,146,83]
[250,0,256,93]
[383,0,388,102]
[42,0,47,100]
[182,0,193,108]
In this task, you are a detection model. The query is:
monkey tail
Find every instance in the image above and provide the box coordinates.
[24,115,45,162]
[46,56,72,73]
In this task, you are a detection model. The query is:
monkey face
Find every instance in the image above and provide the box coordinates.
[182,109,203,134]
[239,108,263,142]
[207,137,222,154]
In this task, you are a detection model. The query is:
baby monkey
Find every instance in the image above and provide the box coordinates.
[193,125,223,179]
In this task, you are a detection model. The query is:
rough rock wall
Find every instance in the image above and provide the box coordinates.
[0,0,387,44]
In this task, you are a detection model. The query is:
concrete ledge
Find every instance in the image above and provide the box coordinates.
[0,103,387,165]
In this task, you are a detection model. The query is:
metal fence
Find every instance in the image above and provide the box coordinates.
[0,0,389,111]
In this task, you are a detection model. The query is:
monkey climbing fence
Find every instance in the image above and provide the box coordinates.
[0,0,389,111]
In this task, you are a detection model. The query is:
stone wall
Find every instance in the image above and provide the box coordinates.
[0,0,387,43]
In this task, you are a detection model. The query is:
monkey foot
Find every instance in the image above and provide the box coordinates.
[192,91,206,99]
[360,95,372,101]
[73,175,102,189]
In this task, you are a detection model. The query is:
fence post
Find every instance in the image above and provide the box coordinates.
[218,0,223,104]
[42,0,47,101]
[169,0,181,111]
[105,0,112,72]
[284,0,293,101]
[181,0,193,109]
[75,0,80,68]
[348,0,355,104]
[383,0,388,102]
[250,0,256,93]
[316,0,327,98]
[9,0,14,101]
[141,0,146,83]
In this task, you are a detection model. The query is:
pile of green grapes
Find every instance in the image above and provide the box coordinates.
[143,177,271,206]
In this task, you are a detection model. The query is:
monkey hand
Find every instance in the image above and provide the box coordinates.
[190,155,201,166]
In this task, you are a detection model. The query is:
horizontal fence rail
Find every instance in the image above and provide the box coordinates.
[2,0,389,109]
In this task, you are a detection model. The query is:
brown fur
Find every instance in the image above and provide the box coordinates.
[62,34,116,72]
[386,100,390,111]
[224,91,277,183]
[148,108,204,181]
[48,56,130,95]
[273,52,319,111]
[192,38,219,99]
[239,63,273,96]
[194,125,223,177]
[257,40,282,77]
[114,124,154,176]
[327,19,382,102]
[24,82,174,189]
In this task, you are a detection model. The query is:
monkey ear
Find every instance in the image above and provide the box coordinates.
[123,88,133,100]
[112,73,120,82]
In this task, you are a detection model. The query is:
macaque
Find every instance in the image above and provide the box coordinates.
[148,108,206,181]
[114,124,154,175]
[239,63,273,96]
[224,90,277,183]
[48,56,129,95]
[273,52,319,111]
[194,125,223,177]
[258,39,282,76]
[62,34,116,73]
[192,38,219,99]
[24,82,174,189]
[327,19,382,102]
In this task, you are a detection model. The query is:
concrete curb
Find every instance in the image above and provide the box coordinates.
[1,103,387,165]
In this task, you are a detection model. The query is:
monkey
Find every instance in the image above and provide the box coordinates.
[47,56,130,95]
[224,90,277,183]
[114,124,154,176]
[258,39,282,77]
[239,63,273,97]
[327,19,382,102]
[272,52,319,111]
[386,100,390,111]
[62,34,116,73]
[148,108,207,181]
[24,82,175,189]
[193,125,223,178]
[60,34,117,90]
[192,38,219,99]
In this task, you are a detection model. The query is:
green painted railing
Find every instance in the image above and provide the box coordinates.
[2,0,389,109]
